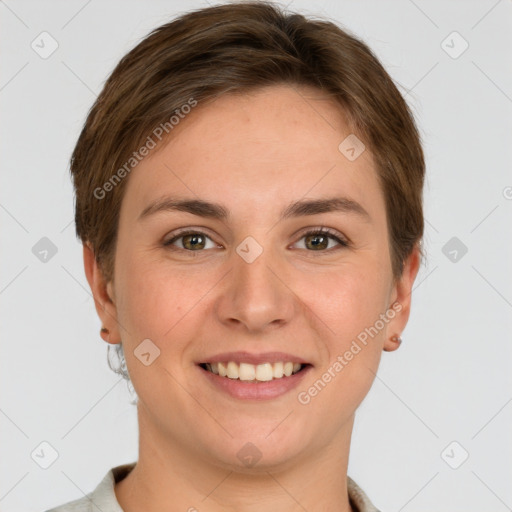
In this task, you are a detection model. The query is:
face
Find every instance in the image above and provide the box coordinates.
[86,84,419,472]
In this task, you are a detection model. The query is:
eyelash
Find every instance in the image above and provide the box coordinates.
[163,227,349,254]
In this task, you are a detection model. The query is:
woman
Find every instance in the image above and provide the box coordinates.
[47,2,424,511]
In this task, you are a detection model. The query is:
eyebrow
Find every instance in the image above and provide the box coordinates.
[138,196,370,222]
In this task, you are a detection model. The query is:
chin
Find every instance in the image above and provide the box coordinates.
[201,423,310,473]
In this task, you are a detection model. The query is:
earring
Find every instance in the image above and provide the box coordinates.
[100,326,110,343]
[383,335,402,352]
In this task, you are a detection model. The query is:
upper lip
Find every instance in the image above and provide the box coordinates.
[198,351,311,366]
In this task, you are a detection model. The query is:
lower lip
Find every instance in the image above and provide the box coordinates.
[199,365,312,400]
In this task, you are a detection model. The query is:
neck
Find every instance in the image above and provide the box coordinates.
[115,405,356,512]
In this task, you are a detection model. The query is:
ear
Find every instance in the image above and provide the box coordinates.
[383,245,421,352]
[83,242,121,344]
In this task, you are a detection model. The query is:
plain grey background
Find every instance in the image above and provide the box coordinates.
[1,1,511,511]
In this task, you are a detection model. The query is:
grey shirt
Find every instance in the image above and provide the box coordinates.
[45,462,381,512]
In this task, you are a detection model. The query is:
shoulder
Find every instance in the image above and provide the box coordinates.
[44,495,92,512]
[347,475,382,512]
[44,462,136,512]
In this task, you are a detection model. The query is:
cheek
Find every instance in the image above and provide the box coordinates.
[303,263,391,341]
[118,261,196,336]
[113,255,206,401]
[300,264,388,387]
[114,249,226,368]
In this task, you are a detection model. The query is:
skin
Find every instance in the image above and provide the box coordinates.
[84,84,420,512]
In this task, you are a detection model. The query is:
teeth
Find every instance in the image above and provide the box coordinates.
[204,361,304,381]
[218,362,227,377]
[239,362,255,381]
[255,363,273,381]
[273,361,284,378]
[227,361,238,379]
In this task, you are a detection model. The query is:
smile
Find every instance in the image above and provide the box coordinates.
[200,361,305,382]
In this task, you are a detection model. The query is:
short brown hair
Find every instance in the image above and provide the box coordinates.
[71,0,424,284]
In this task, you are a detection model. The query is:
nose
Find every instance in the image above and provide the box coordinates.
[215,242,296,334]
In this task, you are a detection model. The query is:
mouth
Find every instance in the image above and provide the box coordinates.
[198,361,310,382]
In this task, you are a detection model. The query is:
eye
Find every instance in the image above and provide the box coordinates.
[163,227,349,253]
[163,230,219,251]
[293,227,349,252]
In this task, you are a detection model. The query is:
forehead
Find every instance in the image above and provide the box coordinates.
[172,84,355,160]
[120,84,383,223]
